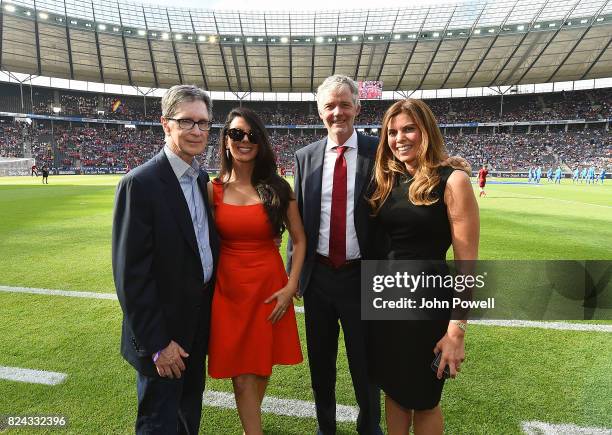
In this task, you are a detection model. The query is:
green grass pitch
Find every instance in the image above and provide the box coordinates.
[0,174,610,434]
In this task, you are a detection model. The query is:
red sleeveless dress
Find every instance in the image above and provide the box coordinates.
[207,180,303,378]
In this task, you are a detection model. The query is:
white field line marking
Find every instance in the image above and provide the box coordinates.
[0,366,67,385]
[497,191,612,209]
[2,285,611,333]
[295,307,612,332]
[2,367,610,431]
[0,285,116,300]
[203,390,358,422]
[467,319,612,332]
[522,420,612,434]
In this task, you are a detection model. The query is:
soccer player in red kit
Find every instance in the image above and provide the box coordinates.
[478,165,489,197]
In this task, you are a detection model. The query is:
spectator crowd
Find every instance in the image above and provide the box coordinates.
[1,85,610,173]
[2,120,609,173]
[1,84,611,126]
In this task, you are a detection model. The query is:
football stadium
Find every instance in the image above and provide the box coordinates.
[0,0,611,433]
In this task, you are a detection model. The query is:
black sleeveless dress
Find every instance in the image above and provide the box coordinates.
[367,166,455,411]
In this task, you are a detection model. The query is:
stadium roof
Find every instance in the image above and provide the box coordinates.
[1,0,611,92]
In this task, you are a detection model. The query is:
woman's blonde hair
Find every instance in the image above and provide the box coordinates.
[369,99,469,214]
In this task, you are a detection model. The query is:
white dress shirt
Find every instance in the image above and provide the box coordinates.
[317,130,361,260]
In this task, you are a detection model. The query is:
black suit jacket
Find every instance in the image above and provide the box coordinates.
[287,132,379,295]
[112,150,220,376]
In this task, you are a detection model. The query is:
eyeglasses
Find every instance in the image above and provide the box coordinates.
[167,118,213,131]
[226,128,258,143]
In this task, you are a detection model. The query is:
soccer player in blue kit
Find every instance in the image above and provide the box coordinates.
[554,167,562,184]
[598,168,606,184]
[586,167,595,184]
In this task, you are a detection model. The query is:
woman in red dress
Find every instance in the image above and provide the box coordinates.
[207,107,305,434]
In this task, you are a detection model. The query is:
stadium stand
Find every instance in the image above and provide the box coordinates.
[1,83,611,124]
[0,83,610,174]
[1,117,609,173]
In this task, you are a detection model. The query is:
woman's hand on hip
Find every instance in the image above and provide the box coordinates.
[265,284,296,324]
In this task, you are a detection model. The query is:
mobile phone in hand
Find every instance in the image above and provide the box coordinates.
[431,352,451,379]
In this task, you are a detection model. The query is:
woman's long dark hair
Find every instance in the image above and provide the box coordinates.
[219,106,293,236]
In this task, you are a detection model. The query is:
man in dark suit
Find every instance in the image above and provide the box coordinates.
[112,85,219,434]
[288,75,382,435]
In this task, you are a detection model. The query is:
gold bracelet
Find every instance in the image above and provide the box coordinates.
[450,320,467,331]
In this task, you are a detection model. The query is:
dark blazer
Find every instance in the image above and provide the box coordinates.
[287,132,378,295]
[112,150,220,377]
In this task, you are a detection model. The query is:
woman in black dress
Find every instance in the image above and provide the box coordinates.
[367,99,479,434]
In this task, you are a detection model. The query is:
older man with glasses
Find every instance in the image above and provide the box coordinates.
[288,75,382,435]
[113,84,220,434]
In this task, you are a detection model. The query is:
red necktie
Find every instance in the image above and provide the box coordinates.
[329,145,347,268]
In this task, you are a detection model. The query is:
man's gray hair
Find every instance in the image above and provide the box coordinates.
[316,75,360,110]
[161,84,213,119]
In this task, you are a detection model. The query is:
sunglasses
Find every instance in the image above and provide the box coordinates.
[226,128,258,143]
